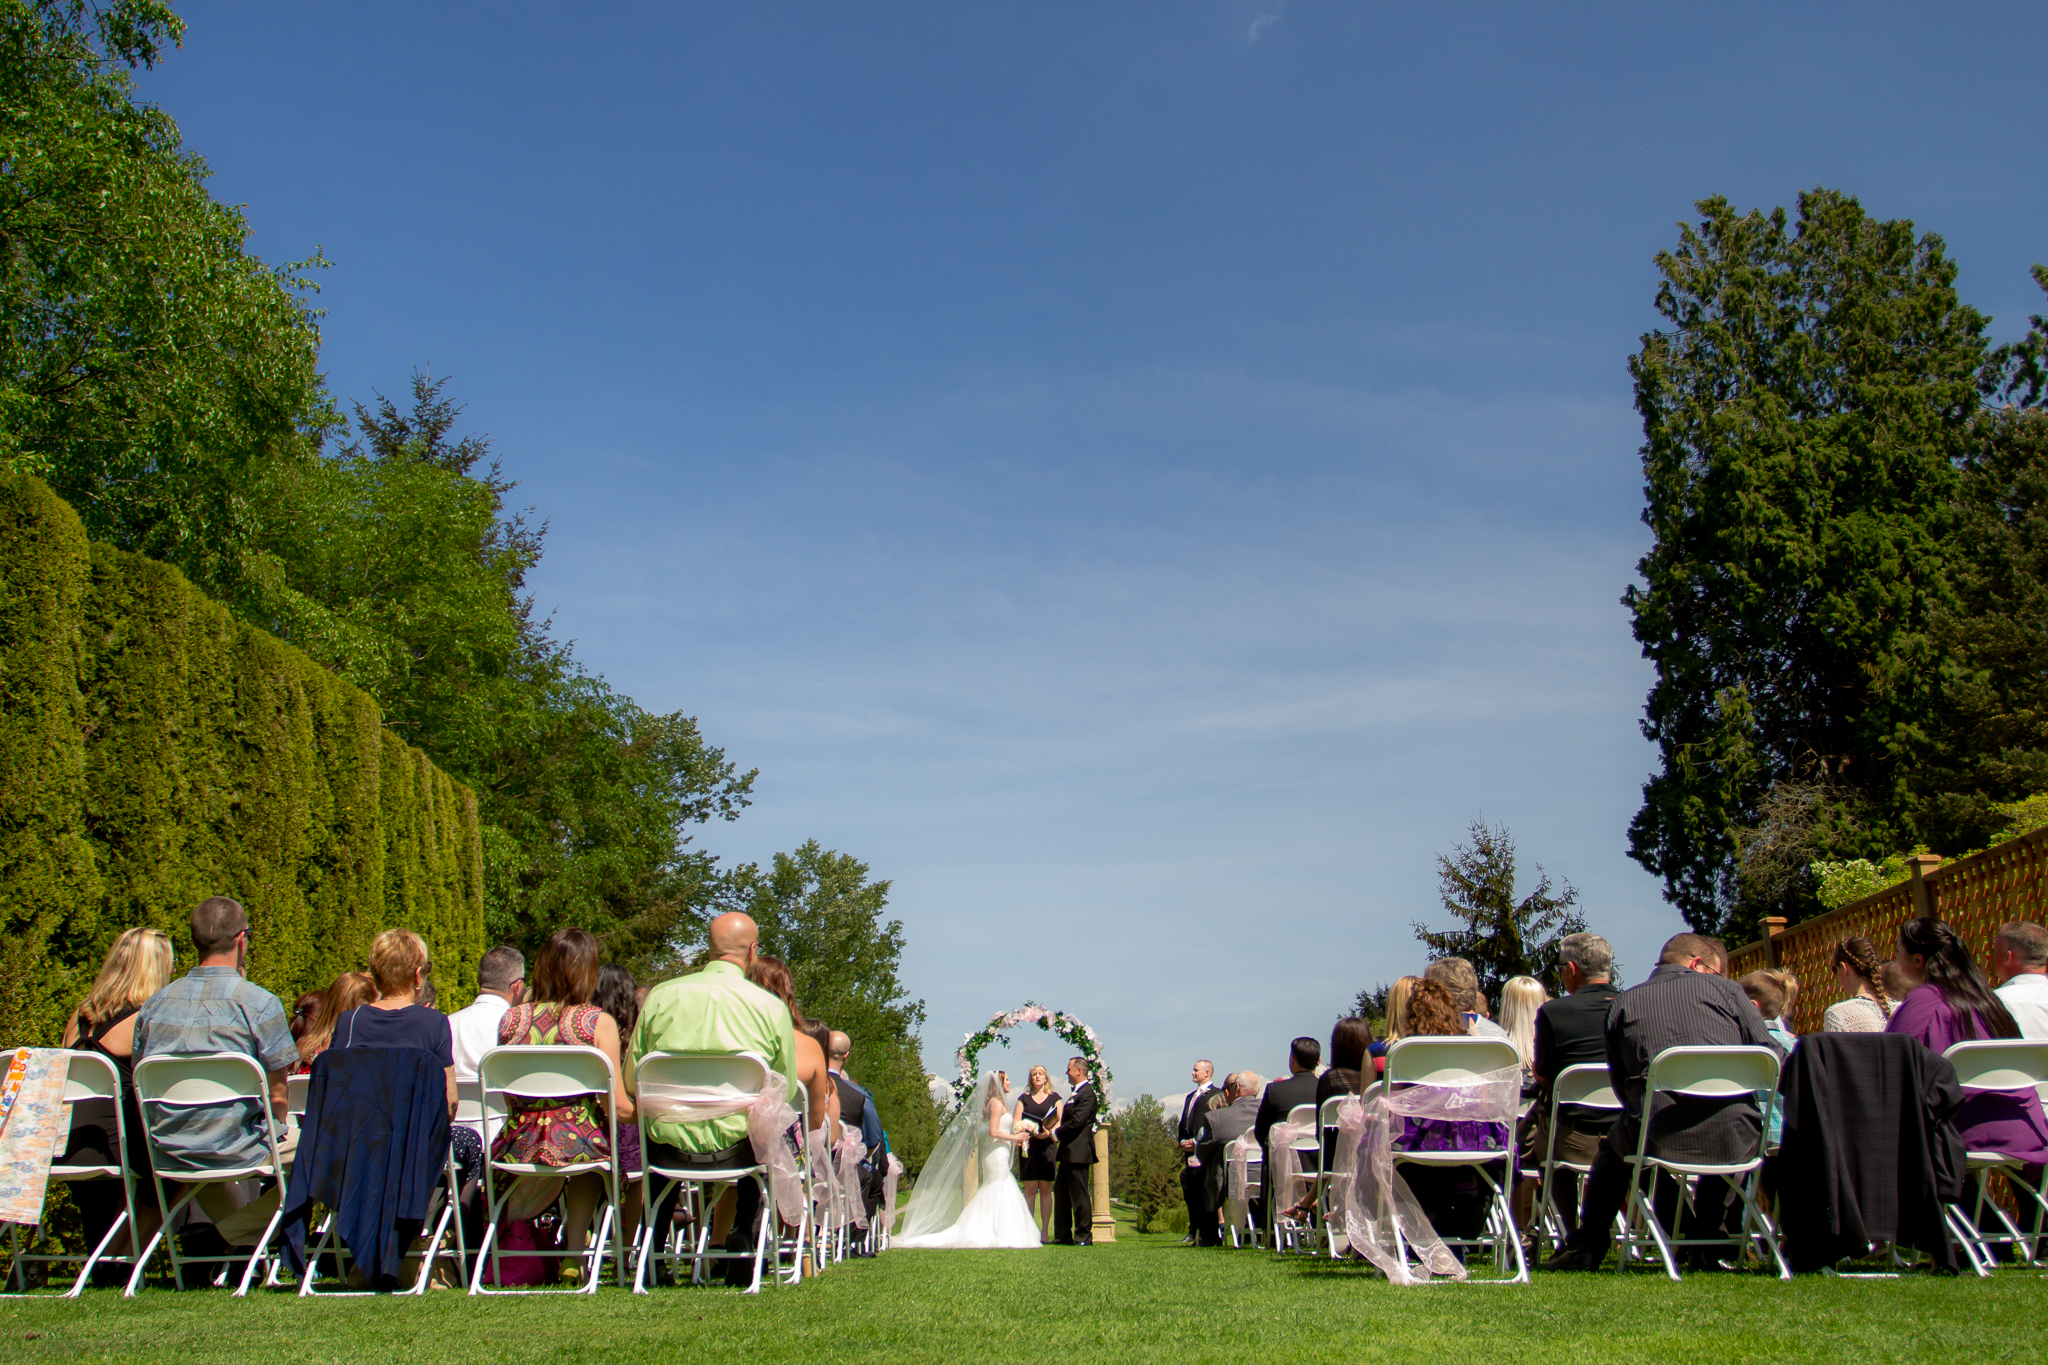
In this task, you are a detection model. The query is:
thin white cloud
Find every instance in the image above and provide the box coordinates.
[1250,1,1287,41]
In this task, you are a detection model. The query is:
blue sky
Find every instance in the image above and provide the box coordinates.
[141,2,2048,1104]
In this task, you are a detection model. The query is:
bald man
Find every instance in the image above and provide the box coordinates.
[633,911,797,1285]
[827,1030,885,1158]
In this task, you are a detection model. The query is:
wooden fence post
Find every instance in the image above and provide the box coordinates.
[1762,917,1788,969]
[1906,854,1944,920]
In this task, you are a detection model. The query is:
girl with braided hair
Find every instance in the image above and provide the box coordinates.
[1888,917,2048,1164]
[1823,935,1894,1032]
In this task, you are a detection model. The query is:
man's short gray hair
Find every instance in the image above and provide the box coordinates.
[1234,1071,1263,1096]
[1557,933,1614,978]
[478,945,526,992]
[1998,921,2048,969]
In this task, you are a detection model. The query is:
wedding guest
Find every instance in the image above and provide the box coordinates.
[746,957,838,1134]
[1391,979,1509,1252]
[132,897,301,1249]
[448,945,525,1083]
[59,927,175,1265]
[327,930,469,1202]
[1498,976,1548,1080]
[1887,917,2048,1164]
[1992,922,2048,1105]
[1529,931,1619,1242]
[1255,1037,1321,1161]
[634,912,796,1284]
[1823,936,1894,1032]
[1316,1017,1371,1167]
[1016,1064,1065,1244]
[491,927,635,1280]
[829,1031,886,1158]
[288,992,323,1049]
[1426,958,1510,1039]
[295,971,376,1074]
[1739,971,1796,1049]
[1192,1072,1262,1245]
[594,963,645,1185]
[1384,978,1421,1042]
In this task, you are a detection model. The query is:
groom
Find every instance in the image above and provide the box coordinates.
[1051,1056,1099,1246]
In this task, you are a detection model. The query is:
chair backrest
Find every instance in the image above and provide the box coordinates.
[1284,1102,1316,1130]
[454,1078,486,1128]
[1643,1045,1780,1099]
[59,1049,122,1105]
[132,1052,269,1108]
[1944,1039,2048,1092]
[1318,1095,1346,1129]
[285,1073,310,1117]
[476,1044,616,1104]
[636,1051,771,1098]
[1384,1036,1522,1086]
[1550,1063,1620,1111]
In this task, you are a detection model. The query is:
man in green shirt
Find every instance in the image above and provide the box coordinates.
[633,910,797,1278]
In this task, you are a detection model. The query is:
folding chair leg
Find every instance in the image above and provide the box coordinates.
[1628,1179,1682,1281]
[57,1207,130,1299]
[1732,1177,1791,1280]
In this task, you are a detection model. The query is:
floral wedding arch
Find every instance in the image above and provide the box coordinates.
[949,1002,1112,1111]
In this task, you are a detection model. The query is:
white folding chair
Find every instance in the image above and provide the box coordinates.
[125,1053,291,1296]
[1381,1036,1529,1284]
[809,1123,839,1274]
[630,1051,775,1294]
[469,1045,623,1295]
[1942,1040,2048,1275]
[1269,1102,1320,1254]
[292,1053,465,1297]
[1313,1094,1351,1256]
[1,1051,143,1297]
[1224,1149,1263,1249]
[769,1081,812,1284]
[1535,1063,1621,1252]
[1615,1045,1790,1281]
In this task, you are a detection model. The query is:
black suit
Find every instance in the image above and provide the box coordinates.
[1254,1070,1320,1174]
[1176,1083,1220,1233]
[1568,964,1785,1256]
[1052,1080,1098,1243]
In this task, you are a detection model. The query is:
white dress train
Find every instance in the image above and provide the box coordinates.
[893,1115,1043,1249]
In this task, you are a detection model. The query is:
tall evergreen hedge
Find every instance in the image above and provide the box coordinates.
[0,474,484,1045]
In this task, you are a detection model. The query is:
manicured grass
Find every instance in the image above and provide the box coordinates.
[1,1214,2038,1364]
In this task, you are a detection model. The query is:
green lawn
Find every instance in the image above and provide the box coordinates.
[0,1214,2038,1364]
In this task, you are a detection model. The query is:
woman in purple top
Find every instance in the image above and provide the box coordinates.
[1885,917,2048,1163]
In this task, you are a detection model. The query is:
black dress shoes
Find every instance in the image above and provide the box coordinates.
[1075,1237,1092,1247]
[1052,1238,1076,1246]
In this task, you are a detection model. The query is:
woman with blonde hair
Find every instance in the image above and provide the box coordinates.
[1497,976,1549,1078]
[329,930,457,1109]
[60,927,176,1266]
[1012,1064,1063,1243]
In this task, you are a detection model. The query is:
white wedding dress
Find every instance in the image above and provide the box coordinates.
[894,1098,1044,1250]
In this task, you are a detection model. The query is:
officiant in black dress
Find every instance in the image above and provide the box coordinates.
[1013,1065,1062,1243]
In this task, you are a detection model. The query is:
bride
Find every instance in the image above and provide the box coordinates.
[893,1071,1043,1249]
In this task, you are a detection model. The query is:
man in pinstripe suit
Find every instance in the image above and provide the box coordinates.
[1546,932,1784,1271]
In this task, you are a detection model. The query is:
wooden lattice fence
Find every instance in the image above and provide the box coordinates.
[1725,826,2048,1033]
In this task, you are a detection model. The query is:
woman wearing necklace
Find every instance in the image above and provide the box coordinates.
[1012,1065,1063,1244]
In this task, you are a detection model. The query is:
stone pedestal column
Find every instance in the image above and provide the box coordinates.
[1091,1128,1115,1242]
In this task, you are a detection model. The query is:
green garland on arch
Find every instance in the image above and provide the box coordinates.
[949,1001,1111,1112]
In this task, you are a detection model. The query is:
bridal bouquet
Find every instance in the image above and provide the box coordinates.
[1013,1118,1040,1138]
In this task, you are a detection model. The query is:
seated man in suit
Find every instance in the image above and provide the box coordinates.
[1529,931,1621,1241]
[1254,1037,1322,1200]
[1192,1072,1263,1245]
[1546,932,1783,1271]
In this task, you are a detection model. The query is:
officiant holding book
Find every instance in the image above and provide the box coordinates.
[1012,1065,1063,1244]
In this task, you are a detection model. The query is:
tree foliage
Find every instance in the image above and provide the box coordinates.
[1917,270,2048,851]
[1414,820,1584,997]
[1623,190,1991,939]
[0,0,335,604]
[732,841,940,1171]
[1107,1094,1182,1233]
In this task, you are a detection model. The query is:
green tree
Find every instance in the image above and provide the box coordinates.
[730,841,939,1171]
[1107,1094,1182,1233]
[1351,983,1390,1035]
[1623,190,1990,938]
[0,0,336,605]
[1414,820,1583,998]
[1916,268,2048,851]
